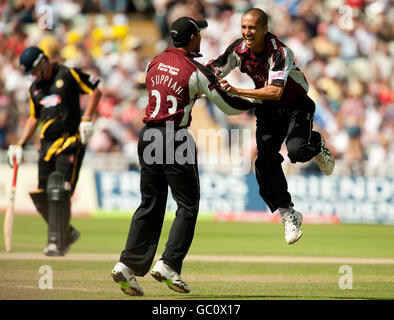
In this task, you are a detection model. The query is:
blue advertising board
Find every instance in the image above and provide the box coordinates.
[287,175,394,224]
[94,170,268,215]
[95,170,394,224]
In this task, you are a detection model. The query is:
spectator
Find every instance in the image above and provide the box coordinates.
[0,0,393,177]
[338,79,366,174]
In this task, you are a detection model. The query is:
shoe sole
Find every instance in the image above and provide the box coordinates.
[151,271,190,293]
[287,230,303,245]
[282,212,303,245]
[43,245,65,256]
[316,157,334,175]
[315,147,335,175]
[43,251,64,257]
[112,271,143,296]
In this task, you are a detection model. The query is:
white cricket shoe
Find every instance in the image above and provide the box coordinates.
[43,229,80,256]
[43,243,64,256]
[279,208,303,245]
[151,260,190,293]
[314,136,335,175]
[111,262,144,296]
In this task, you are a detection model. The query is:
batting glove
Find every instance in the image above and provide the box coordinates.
[79,120,94,145]
[7,144,23,168]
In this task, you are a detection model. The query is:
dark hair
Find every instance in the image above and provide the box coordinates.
[243,8,268,27]
[171,30,197,48]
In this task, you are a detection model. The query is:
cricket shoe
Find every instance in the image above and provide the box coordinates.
[151,260,190,293]
[43,243,65,256]
[111,262,144,296]
[279,208,303,245]
[63,228,81,254]
[314,135,335,175]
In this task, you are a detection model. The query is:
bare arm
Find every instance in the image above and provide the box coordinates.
[81,87,102,120]
[17,117,39,146]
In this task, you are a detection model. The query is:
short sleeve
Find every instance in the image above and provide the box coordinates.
[69,68,100,94]
[28,89,40,119]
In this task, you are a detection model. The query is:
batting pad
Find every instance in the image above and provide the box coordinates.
[47,171,71,249]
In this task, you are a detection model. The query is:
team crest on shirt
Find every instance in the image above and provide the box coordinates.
[56,79,64,88]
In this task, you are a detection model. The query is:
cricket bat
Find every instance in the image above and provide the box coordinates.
[4,157,18,253]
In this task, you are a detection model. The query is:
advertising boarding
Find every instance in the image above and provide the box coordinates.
[94,171,394,225]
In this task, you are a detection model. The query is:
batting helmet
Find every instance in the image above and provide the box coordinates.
[19,46,45,75]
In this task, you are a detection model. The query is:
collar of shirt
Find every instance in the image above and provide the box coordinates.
[34,62,59,86]
[165,46,203,58]
[52,62,59,74]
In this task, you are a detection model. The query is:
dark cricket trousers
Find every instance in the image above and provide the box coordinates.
[120,124,200,276]
[36,136,85,248]
[38,138,85,193]
[254,95,321,212]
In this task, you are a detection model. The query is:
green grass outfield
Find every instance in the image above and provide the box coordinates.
[0,215,393,300]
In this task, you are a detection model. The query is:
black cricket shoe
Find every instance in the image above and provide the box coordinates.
[63,229,81,254]
[43,229,80,256]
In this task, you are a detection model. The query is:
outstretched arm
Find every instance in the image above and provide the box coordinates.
[219,79,284,101]
[206,39,243,78]
[188,58,261,116]
[193,72,260,115]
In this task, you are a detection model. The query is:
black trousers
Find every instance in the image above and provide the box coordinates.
[254,95,321,212]
[120,124,200,276]
[38,135,85,194]
[35,134,84,246]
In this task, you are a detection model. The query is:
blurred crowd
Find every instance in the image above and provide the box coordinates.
[0,0,393,176]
